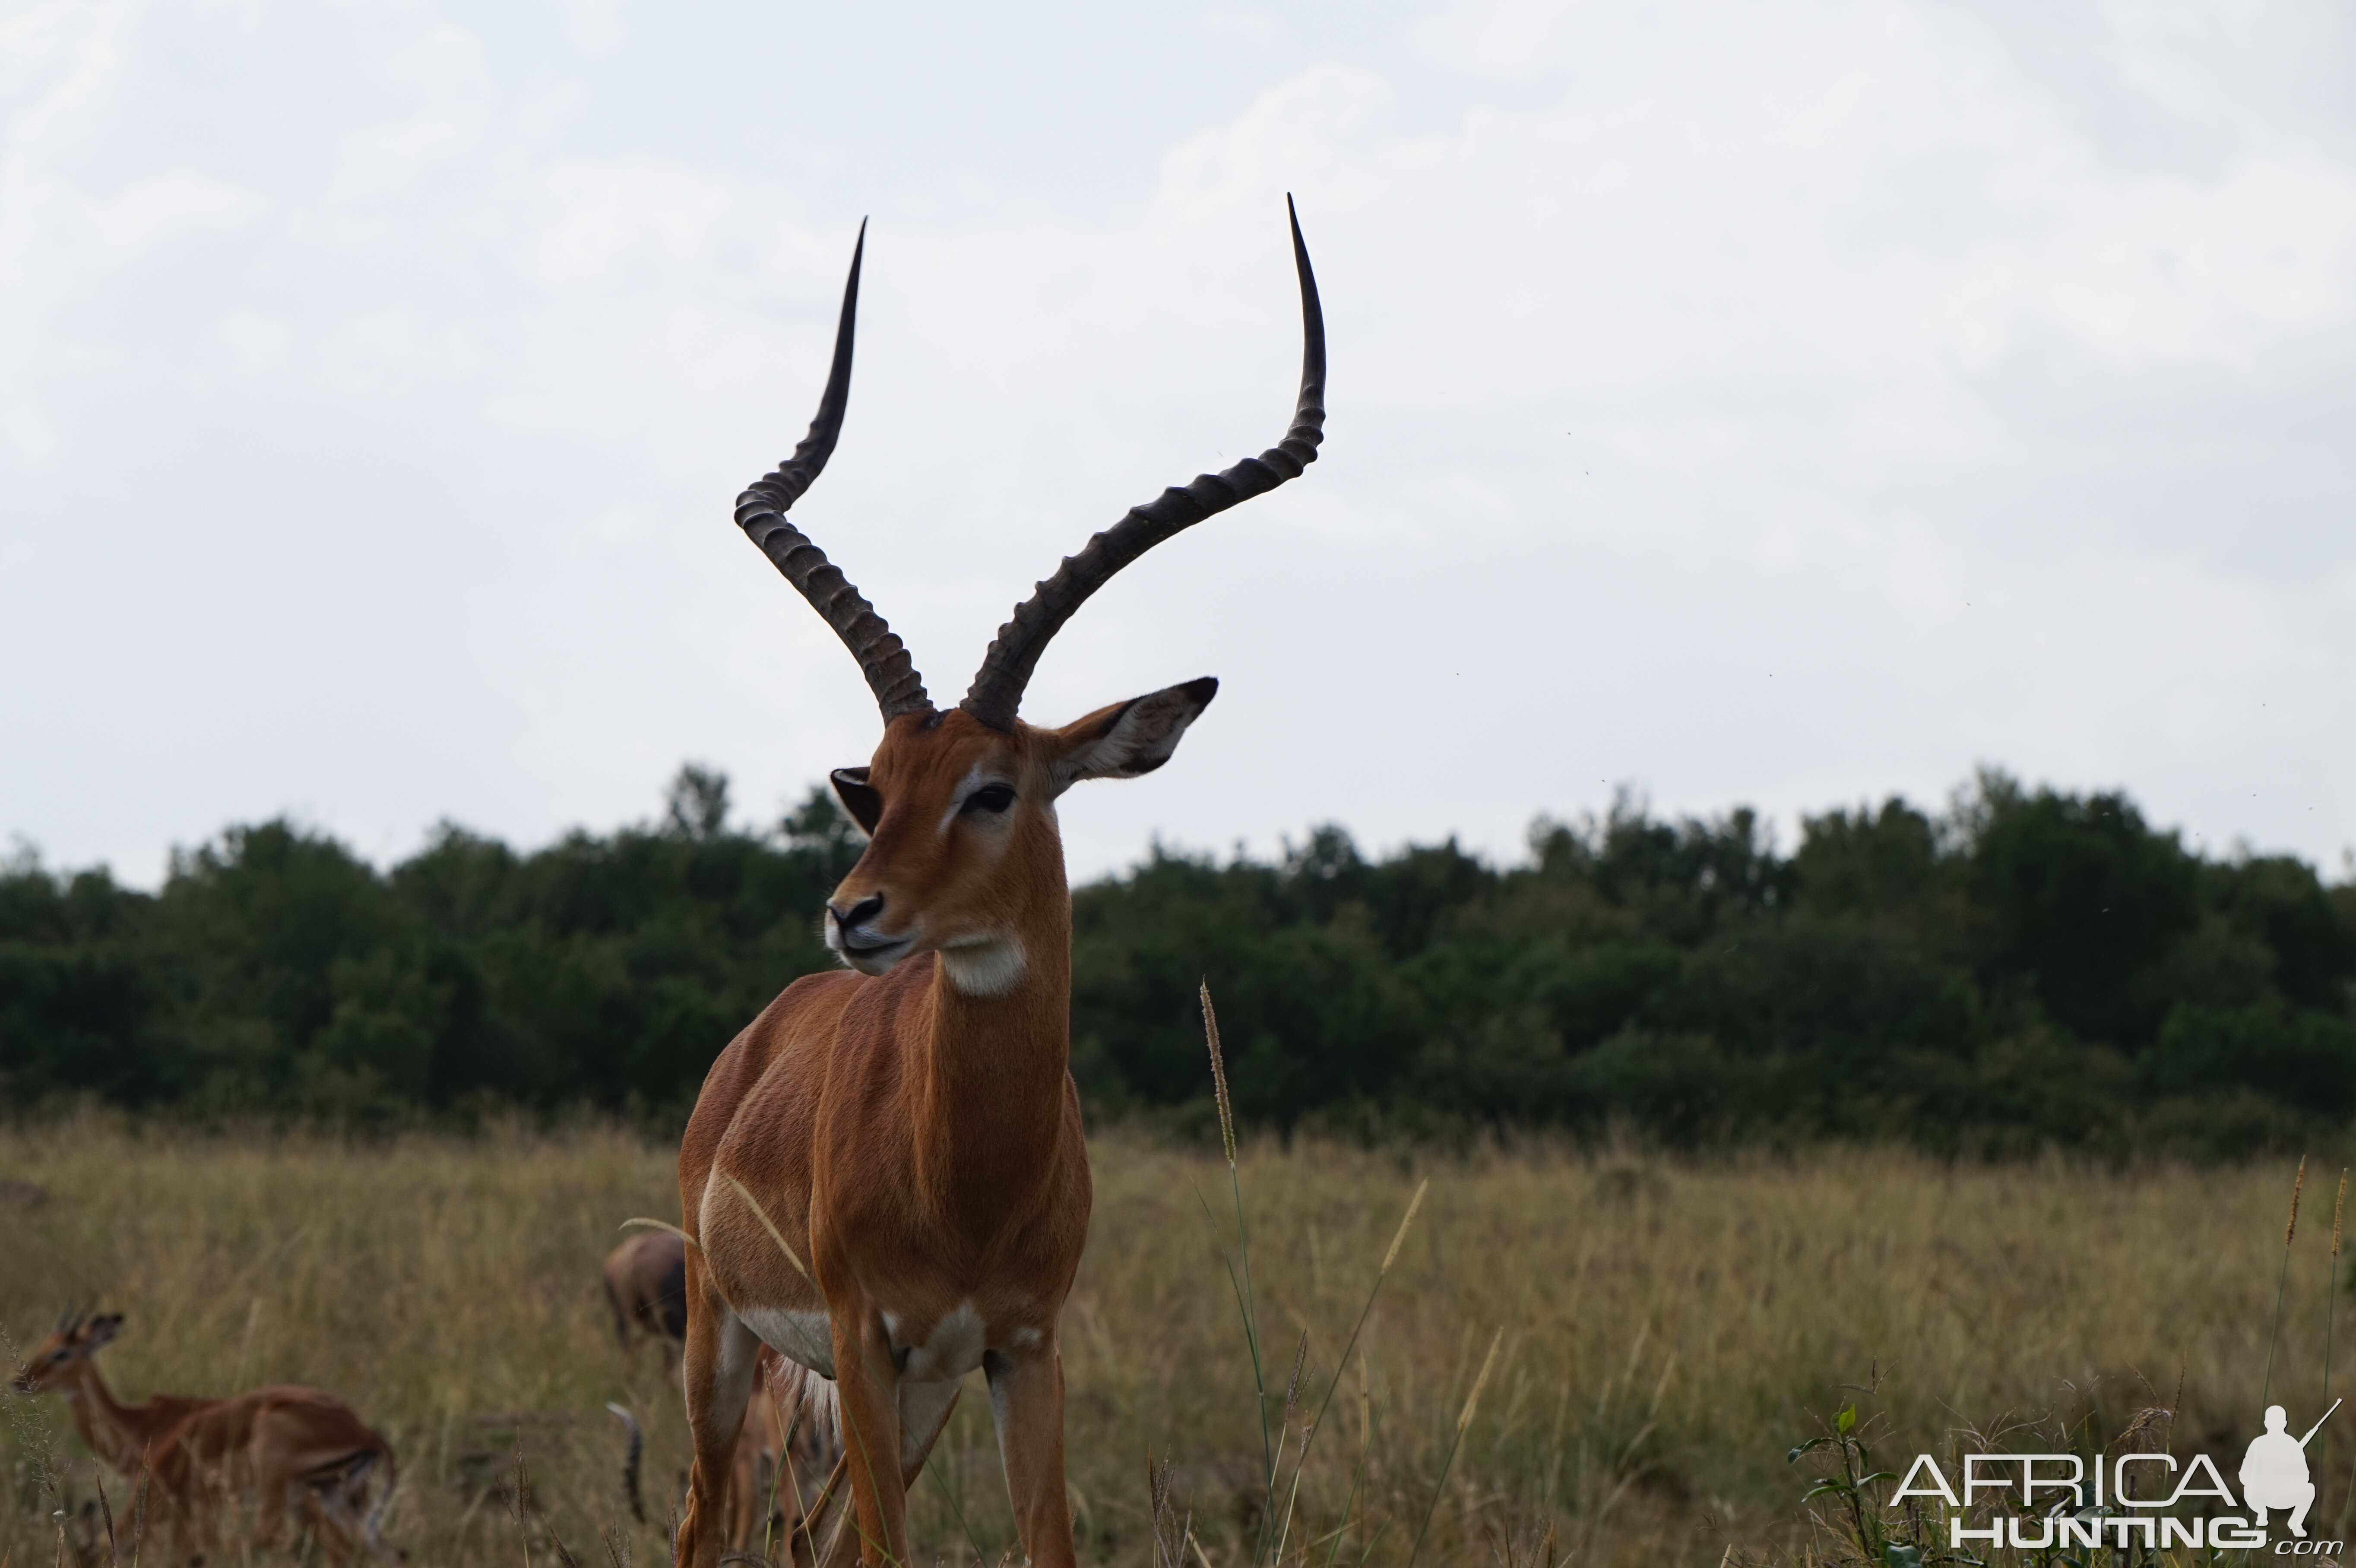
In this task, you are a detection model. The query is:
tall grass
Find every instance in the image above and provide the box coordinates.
[1192,984,1433,1568]
[0,1114,2347,1565]
[1765,1157,2356,1567]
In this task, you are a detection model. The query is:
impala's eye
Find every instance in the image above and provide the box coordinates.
[963,783,1017,816]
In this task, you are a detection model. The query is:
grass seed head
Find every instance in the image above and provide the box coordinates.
[2289,1155,2308,1247]
[1200,980,1236,1166]
[1457,1328,1504,1434]
[2334,1170,2346,1259]
[1382,1180,1430,1275]
[1284,1331,1308,1432]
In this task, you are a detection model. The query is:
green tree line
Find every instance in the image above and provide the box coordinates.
[5,767,2352,1154]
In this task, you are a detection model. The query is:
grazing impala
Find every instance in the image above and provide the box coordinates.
[612,1341,840,1546]
[672,200,1325,1568]
[603,1229,689,1366]
[11,1306,396,1564]
[726,1345,841,1558]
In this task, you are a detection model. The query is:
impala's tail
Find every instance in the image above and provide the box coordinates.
[310,1442,397,1561]
[776,1359,843,1483]
[607,1401,647,1524]
[359,1444,398,1560]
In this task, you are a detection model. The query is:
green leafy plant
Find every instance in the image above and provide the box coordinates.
[1786,1401,1912,1568]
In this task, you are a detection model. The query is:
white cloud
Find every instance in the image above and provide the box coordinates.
[315,310,480,395]
[214,310,293,376]
[79,168,266,262]
[513,158,779,296]
[326,25,484,203]
[0,0,264,451]
[3,0,2354,886]
[1200,10,1279,49]
[0,0,128,139]
[1412,0,1579,79]
[554,0,625,50]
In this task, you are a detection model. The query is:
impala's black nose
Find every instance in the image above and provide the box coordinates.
[830,894,885,931]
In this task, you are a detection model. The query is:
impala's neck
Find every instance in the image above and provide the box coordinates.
[908,888,1078,1216]
[56,1362,168,1472]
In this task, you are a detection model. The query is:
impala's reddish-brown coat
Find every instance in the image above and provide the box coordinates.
[11,1309,395,1565]
[603,1228,689,1366]
[669,203,1323,1568]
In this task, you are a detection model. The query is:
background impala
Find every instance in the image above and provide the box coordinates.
[10,1306,396,1565]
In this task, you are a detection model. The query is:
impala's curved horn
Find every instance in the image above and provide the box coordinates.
[960,196,1326,731]
[735,220,933,722]
[54,1298,77,1334]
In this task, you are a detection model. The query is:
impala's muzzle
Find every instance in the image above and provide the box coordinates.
[826,893,913,974]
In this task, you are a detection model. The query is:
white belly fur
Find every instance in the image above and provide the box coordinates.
[740,1305,837,1378]
[742,1298,1021,1387]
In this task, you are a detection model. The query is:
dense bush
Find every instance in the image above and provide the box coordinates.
[4,767,2351,1153]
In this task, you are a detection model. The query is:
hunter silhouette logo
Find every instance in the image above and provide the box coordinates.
[2243,1400,2339,1537]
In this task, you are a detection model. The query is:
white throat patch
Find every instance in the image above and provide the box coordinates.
[940,935,1026,997]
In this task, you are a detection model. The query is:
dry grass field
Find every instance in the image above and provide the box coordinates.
[0,1117,2347,1566]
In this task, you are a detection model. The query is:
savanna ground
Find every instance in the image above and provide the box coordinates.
[0,1119,2349,1567]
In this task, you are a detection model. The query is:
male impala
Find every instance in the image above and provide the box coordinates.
[11,1306,396,1564]
[673,201,1325,1568]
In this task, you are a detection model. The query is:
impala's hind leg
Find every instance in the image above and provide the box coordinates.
[897,1379,962,1486]
[298,1483,350,1567]
[986,1338,1078,1568]
[675,1253,762,1568]
[807,1377,960,1568]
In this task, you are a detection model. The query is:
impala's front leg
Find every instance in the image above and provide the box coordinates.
[830,1307,909,1567]
[985,1337,1077,1568]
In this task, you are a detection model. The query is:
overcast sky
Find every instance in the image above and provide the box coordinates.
[5,0,2353,888]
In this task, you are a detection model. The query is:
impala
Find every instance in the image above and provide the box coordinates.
[10,1306,396,1564]
[611,1341,840,1546]
[603,1229,689,1365]
[671,200,1324,1568]
[727,1344,841,1558]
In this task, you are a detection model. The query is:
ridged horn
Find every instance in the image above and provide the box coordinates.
[960,196,1326,730]
[735,220,933,722]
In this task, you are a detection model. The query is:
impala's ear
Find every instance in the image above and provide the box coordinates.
[1044,677,1218,795]
[830,767,882,834]
[86,1315,122,1350]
